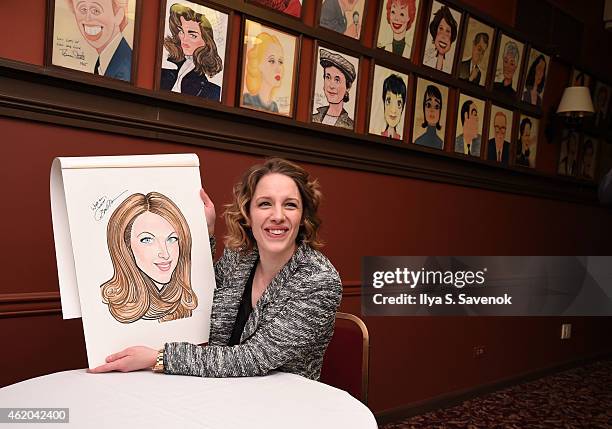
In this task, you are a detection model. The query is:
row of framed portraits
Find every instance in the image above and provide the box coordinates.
[569,69,612,133]
[45,0,609,176]
[375,73,543,170]
[259,0,612,129]
[46,0,553,109]
[557,130,601,181]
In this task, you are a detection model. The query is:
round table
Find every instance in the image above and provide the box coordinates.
[0,369,377,428]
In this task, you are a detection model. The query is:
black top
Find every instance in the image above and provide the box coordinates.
[392,39,406,56]
[228,260,257,346]
[493,81,516,96]
[160,59,221,102]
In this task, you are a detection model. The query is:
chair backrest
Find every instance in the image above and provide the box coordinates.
[320,312,370,404]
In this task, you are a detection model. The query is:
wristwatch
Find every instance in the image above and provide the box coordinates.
[152,348,165,373]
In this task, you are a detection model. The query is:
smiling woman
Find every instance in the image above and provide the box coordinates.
[129,211,180,287]
[422,1,460,74]
[90,159,342,380]
[312,47,358,130]
[377,0,418,58]
[368,65,408,140]
[100,192,197,324]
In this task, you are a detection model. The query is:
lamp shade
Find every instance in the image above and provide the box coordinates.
[556,86,595,116]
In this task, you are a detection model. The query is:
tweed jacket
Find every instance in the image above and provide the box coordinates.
[164,239,342,380]
[311,105,354,130]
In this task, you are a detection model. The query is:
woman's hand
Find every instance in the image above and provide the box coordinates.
[200,189,216,237]
[88,346,158,373]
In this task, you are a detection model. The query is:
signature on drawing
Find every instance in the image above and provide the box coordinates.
[92,190,128,221]
[59,48,85,60]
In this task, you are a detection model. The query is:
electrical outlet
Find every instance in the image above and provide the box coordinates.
[473,345,485,358]
[560,323,572,339]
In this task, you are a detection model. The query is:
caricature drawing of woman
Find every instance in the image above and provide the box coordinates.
[311,48,357,129]
[242,32,285,113]
[522,54,547,106]
[422,4,458,74]
[379,0,417,58]
[161,3,223,102]
[516,117,533,167]
[493,40,520,96]
[414,84,444,150]
[380,74,406,140]
[100,192,198,324]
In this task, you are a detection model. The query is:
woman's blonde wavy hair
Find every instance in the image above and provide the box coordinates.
[224,158,323,251]
[245,32,283,96]
[100,192,197,324]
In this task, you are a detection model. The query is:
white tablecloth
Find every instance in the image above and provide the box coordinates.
[0,370,377,428]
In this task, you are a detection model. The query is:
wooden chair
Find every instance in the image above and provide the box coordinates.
[320,312,370,405]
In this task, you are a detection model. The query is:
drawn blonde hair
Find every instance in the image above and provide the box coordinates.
[245,32,283,96]
[100,192,197,323]
[223,158,323,251]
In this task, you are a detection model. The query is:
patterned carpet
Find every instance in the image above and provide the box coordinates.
[381,358,612,429]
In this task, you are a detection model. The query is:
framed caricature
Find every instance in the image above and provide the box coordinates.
[50,154,214,368]
[454,93,485,157]
[311,44,360,130]
[486,104,514,165]
[592,81,611,129]
[557,129,580,177]
[516,113,538,168]
[158,1,229,103]
[248,0,303,18]
[412,78,449,150]
[375,0,420,59]
[47,0,140,83]
[579,136,599,180]
[492,33,524,97]
[569,68,592,88]
[239,19,299,117]
[318,0,367,40]
[368,64,409,141]
[521,48,550,107]
[421,1,462,75]
[457,17,494,86]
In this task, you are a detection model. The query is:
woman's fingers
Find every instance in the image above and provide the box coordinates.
[200,188,216,236]
[89,360,122,373]
[88,346,158,374]
[106,348,130,363]
[200,188,214,207]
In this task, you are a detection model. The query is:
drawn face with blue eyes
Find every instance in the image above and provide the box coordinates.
[129,211,179,286]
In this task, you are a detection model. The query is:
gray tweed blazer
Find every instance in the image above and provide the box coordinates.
[311,105,354,130]
[164,238,342,380]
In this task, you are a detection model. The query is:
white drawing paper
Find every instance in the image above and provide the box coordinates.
[50,153,214,367]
